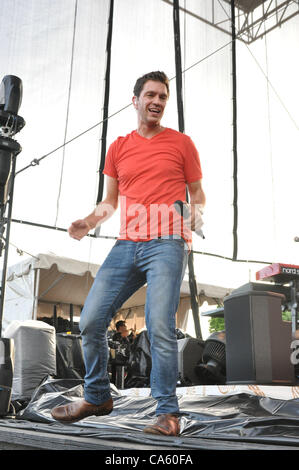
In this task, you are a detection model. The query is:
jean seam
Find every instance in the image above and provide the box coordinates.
[109,267,142,314]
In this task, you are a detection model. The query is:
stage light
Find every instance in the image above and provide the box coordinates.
[0,75,25,417]
[0,76,25,207]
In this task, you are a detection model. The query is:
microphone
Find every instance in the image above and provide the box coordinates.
[174,200,205,239]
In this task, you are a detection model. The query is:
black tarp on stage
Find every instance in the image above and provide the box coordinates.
[2,376,299,451]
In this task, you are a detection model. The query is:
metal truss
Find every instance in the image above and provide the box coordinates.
[162,0,299,44]
[232,0,299,43]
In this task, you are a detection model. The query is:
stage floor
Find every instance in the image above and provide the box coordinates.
[1,377,299,451]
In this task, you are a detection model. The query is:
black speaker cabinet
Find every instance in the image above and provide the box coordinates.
[0,338,14,416]
[224,289,294,385]
[177,338,204,385]
[56,333,85,380]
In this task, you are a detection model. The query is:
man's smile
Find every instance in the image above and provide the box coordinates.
[148,107,160,114]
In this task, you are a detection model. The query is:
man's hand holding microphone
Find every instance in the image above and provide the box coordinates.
[174,200,205,239]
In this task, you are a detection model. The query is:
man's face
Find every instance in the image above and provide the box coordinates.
[119,325,129,337]
[133,80,169,127]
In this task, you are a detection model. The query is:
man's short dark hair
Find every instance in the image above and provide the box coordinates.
[115,320,126,330]
[133,71,170,98]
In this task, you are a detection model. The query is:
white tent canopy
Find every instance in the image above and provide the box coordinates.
[2,252,233,333]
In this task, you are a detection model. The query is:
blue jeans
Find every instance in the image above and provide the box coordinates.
[79,236,188,415]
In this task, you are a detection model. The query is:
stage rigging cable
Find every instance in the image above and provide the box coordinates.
[15,3,298,178]
[7,216,273,265]
[55,0,78,227]
[11,1,299,268]
[173,0,202,340]
[14,40,234,177]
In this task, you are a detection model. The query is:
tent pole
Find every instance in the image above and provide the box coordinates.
[33,268,40,320]
[231,0,238,260]
[96,0,114,205]
[173,0,202,340]
[70,303,74,332]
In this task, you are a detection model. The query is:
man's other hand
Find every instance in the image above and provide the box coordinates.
[68,219,91,240]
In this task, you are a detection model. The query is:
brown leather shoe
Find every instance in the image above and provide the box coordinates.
[51,398,113,424]
[143,414,180,436]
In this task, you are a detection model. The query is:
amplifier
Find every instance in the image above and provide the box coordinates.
[224,289,294,385]
[177,338,205,386]
[0,338,14,416]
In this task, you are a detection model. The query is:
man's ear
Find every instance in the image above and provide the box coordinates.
[132,95,138,109]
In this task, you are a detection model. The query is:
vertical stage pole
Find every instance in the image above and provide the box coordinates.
[0,76,24,417]
[0,145,21,336]
[97,0,114,205]
[173,0,202,340]
[231,0,238,260]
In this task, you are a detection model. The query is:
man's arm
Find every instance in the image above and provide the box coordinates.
[187,179,206,232]
[188,179,206,206]
[68,176,119,240]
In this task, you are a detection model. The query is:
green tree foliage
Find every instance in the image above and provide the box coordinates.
[209,316,225,333]
[282,310,291,321]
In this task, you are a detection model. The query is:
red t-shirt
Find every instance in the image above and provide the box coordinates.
[103,127,202,246]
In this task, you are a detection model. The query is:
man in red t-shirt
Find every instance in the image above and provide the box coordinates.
[51,71,205,436]
[103,125,202,247]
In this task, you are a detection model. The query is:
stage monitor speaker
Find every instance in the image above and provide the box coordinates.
[224,288,294,385]
[4,320,56,400]
[0,338,14,416]
[177,337,205,386]
[56,333,85,380]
